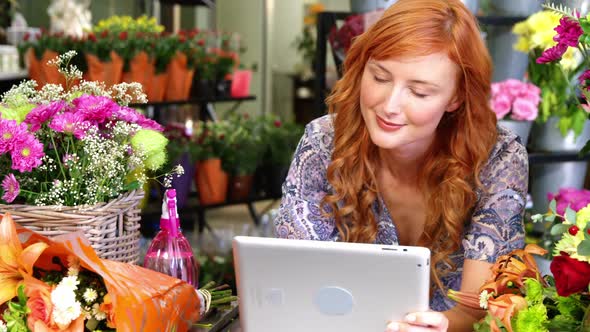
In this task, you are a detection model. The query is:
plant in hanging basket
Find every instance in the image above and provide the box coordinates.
[0,51,182,263]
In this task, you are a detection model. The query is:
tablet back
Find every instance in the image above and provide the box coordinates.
[232,236,431,332]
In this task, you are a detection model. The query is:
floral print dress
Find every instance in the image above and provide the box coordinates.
[274,115,528,311]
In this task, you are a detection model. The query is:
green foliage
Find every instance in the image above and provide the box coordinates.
[221,114,265,176]
[2,285,29,332]
[514,304,549,332]
[260,115,304,167]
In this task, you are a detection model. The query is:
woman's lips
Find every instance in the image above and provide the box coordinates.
[376,115,405,132]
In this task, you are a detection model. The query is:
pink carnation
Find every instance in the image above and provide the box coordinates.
[490,79,541,121]
[24,101,67,132]
[11,134,45,172]
[490,91,512,120]
[1,173,19,203]
[0,119,29,154]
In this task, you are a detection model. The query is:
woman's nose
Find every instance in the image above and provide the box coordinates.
[385,86,404,114]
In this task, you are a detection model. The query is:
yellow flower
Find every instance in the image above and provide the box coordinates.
[576,204,590,230]
[0,213,48,306]
[131,129,168,171]
[513,11,562,52]
[560,47,582,71]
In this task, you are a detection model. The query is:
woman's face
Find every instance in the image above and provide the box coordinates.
[360,52,460,157]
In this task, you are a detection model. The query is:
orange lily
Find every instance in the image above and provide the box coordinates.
[481,244,547,295]
[487,294,527,332]
[0,213,48,306]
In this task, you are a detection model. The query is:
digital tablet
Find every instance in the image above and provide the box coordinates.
[232,236,431,332]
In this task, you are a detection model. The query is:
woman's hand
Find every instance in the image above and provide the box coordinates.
[385,311,449,332]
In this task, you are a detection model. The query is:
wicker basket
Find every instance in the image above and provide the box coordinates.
[0,190,144,264]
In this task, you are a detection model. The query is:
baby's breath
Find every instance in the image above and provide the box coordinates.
[109,82,147,105]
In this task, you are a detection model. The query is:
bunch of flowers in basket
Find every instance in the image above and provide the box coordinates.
[513,9,587,137]
[533,3,590,153]
[0,51,181,206]
[0,213,236,332]
[448,199,590,331]
[490,79,541,121]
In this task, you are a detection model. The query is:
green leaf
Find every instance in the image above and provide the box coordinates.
[550,223,570,236]
[549,199,557,214]
[531,214,544,223]
[545,214,556,223]
[577,240,590,256]
[565,207,577,224]
[125,180,141,191]
[580,137,590,157]
[17,284,27,306]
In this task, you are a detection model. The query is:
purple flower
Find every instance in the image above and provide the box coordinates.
[24,100,68,132]
[11,134,45,172]
[72,95,118,124]
[137,117,164,132]
[553,16,583,47]
[113,106,142,124]
[537,43,568,64]
[49,112,91,139]
[0,119,28,154]
[1,174,19,203]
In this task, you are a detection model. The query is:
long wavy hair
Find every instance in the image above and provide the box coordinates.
[321,0,497,291]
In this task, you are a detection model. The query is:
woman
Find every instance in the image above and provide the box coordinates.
[275,0,527,331]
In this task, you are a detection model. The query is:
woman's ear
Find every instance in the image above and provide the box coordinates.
[446,97,461,113]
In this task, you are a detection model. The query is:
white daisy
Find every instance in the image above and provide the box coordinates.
[83,288,98,303]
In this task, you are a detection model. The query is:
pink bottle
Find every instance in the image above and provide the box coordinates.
[143,189,199,287]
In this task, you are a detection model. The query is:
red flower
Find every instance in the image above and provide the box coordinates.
[550,253,590,297]
[119,31,128,40]
[88,33,97,42]
[198,39,205,46]
[274,120,282,128]
[23,32,30,41]
[100,30,109,38]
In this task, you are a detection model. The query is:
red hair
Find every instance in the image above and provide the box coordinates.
[322,0,497,291]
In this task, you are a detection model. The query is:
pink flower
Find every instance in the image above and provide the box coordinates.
[578,69,590,91]
[1,174,19,203]
[503,79,528,96]
[73,95,118,124]
[11,134,45,172]
[491,93,512,120]
[49,112,90,139]
[511,98,538,121]
[0,119,29,154]
[553,16,583,47]
[113,106,142,124]
[547,187,590,215]
[24,101,67,132]
[537,43,568,64]
[137,118,164,131]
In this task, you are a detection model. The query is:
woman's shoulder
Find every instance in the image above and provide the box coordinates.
[303,114,336,153]
[487,124,528,163]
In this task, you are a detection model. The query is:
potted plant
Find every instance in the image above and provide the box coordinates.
[190,120,232,205]
[222,114,265,202]
[165,30,201,101]
[82,30,124,87]
[490,78,541,145]
[147,32,178,102]
[258,116,304,198]
[0,51,181,263]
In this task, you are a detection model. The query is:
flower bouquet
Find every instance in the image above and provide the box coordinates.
[0,51,181,263]
[513,9,587,138]
[448,199,590,331]
[491,79,541,144]
[532,3,590,153]
[0,213,236,332]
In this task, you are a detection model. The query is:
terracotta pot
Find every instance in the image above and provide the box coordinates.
[165,52,194,101]
[85,51,123,87]
[122,51,154,94]
[147,72,168,102]
[229,174,254,202]
[195,158,228,206]
[41,50,66,88]
[26,49,44,89]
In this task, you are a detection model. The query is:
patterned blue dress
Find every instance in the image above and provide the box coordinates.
[274,115,528,311]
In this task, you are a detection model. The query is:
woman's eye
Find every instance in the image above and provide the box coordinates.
[411,90,428,98]
[373,76,388,83]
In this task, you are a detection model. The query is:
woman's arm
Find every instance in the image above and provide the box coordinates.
[274,117,336,240]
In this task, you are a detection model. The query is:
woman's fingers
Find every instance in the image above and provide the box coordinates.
[404,312,448,329]
[385,321,439,332]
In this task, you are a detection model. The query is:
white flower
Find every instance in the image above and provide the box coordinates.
[83,288,98,303]
[59,276,80,291]
[479,290,492,309]
[52,301,82,326]
[51,284,78,310]
[0,320,6,332]
[92,303,107,321]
